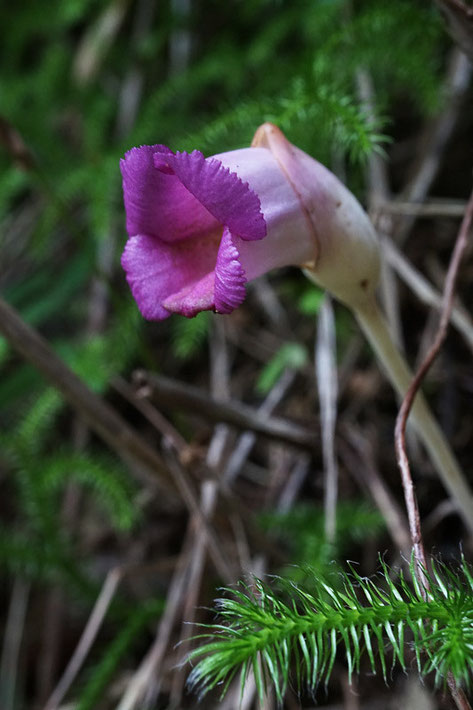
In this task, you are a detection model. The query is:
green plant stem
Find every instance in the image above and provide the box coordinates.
[354,297,473,535]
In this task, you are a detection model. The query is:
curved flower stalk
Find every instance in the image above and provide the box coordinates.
[187,557,473,702]
[121,123,473,532]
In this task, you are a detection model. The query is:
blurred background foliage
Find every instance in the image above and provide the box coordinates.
[0,0,467,708]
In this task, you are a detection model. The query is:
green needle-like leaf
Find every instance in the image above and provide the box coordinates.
[188,558,473,702]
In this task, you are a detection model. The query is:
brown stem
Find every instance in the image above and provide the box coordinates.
[133,370,318,451]
[394,186,473,568]
[354,299,473,533]
[394,187,473,710]
[448,674,473,710]
[0,297,173,493]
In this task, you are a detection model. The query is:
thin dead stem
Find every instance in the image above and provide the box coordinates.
[0,298,174,493]
[394,187,473,710]
[44,569,123,710]
[394,49,471,244]
[394,187,473,563]
[134,370,317,450]
[315,296,339,543]
[383,236,473,355]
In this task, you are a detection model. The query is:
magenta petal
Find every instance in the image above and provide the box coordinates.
[121,233,219,321]
[121,145,219,242]
[214,227,247,314]
[153,150,266,242]
[163,272,215,317]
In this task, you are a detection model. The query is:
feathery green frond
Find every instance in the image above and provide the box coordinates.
[40,449,139,531]
[14,388,63,452]
[171,310,211,361]
[188,558,473,702]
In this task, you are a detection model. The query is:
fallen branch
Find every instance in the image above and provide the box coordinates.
[133,370,318,451]
[0,297,173,493]
[434,0,473,61]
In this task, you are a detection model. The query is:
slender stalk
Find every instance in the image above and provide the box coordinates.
[44,569,123,710]
[447,675,473,710]
[316,297,339,543]
[354,297,473,535]
[394,185,473,580]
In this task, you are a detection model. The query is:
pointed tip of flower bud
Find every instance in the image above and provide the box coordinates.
[251,123,298,171]
[251,122,285,150]
[252,122,380,308]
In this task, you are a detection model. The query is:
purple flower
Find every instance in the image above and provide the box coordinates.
[121,123,379,320]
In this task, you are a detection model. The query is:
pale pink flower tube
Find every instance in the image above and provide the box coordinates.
[121,123,379,320]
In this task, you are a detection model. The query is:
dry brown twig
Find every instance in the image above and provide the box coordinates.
[0,579,30,710]
[134,370,318,451]
[43,568,123,710]
[222,368,297,483]
[394,186,473,569]
[0,115,36,170]
[340,427,411,556]
[382,236,473,355]
[168,318,233,706]
[0,298,174,493]
[116,531,195,710]
[394,49,471,245]
[315,296,339,543]
[434,0,473,61]
[394,187,473,710]
[382,200,467,218]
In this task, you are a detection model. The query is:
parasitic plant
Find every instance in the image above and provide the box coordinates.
[121,122,473,533]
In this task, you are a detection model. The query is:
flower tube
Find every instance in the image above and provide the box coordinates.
[121,123,379,320]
